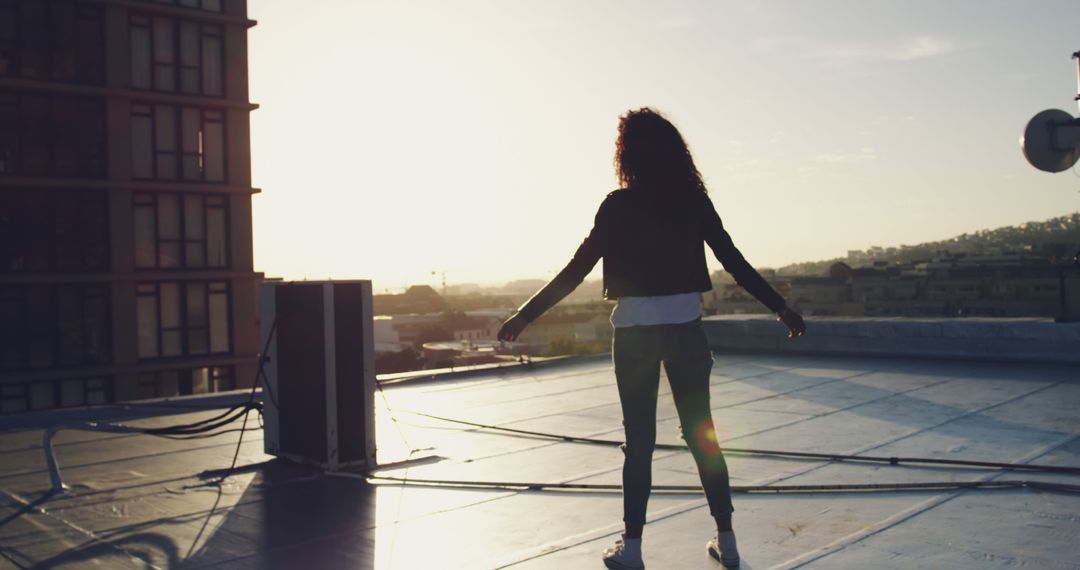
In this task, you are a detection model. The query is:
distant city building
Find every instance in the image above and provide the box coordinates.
[374,311,505,352]
[0,0,260,413]
[373,285,447,315]
[377,313,445,347]
[705,255,1080,320]
[517,311,611,353]
[787,275,862,317]
[373,316,406,353]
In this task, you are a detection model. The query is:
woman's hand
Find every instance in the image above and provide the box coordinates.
[778,307,806,338]
[497,313,530,342]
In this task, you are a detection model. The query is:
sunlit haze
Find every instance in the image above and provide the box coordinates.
[249,0,1080,293]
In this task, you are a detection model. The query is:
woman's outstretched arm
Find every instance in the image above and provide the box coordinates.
[498,203,608,341]
[702,196,806,337]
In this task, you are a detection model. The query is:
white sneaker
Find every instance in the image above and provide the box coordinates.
[603,535,644,570]
[707,531,740,568]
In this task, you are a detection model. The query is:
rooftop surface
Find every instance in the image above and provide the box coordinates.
[2,352,1079,569]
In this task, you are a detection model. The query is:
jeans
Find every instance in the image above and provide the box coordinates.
[613,319,733,525]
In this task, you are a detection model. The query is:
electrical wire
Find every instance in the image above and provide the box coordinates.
[214,318,278,483]
[140,404,253,435]
[365,475,1080,495]
[343,389,1080,501]
[402,410,1080,476]
[375,378,415,570]
[117,400,252,411]
[154,427,253,441]
[47,319,278,492]
[150,408,258,437]
[375,375,417,453]
[372,346,438,568]
[257,320,280,410]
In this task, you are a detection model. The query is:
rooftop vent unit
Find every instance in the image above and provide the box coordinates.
[259,280,376,470]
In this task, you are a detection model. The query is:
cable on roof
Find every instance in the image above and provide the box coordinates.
[155,427,252,441]
[362,474,1080,495]
[198,318,277,484]
[115,400,252,411]
[42,321,279,493]
[140,403,254,434]
[258,320,280,410]
[41,402,262,493]
[402,410,1080,476]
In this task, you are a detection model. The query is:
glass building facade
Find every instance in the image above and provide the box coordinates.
[0,0,259,413]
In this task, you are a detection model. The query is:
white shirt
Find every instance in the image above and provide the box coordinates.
[610,292,702,328]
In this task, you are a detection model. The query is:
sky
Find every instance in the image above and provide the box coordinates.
[248,0,1080,293]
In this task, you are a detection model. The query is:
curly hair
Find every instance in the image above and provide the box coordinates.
[614,107,707,194]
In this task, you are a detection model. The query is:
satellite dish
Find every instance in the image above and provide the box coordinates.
[1021,109,1080,173]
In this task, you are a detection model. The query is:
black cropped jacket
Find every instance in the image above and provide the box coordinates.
[517,187,787,322]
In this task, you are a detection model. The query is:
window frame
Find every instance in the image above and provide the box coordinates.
[129,12,224,96]
[137,365,234,399]
[135,280,232,360]
[0,383,28,414]
[0,90,106,179]
[133,191,229,270]
[147,0,225,14]
[0,0,104,85]
[0,1,16,78]
[131,102,228,183]
[0,187,110,274]
[0,376,113,414]
[0,283,112,371]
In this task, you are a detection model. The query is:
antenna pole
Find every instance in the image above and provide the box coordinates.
[1073,50,1080,112]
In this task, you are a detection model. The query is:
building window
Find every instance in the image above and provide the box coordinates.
[0,91,106,178]
[131,103,226,182]
[0,2,14,77]
[0,383,27,414]
[136,281,230,359]
[130,14,223,96]
[0,284,111,371]
[0,0,104,85]
[0,93,15,174]
[0,377,112,414]
[146,0,224,13]
[134,192,228,269]
[0,188,109,273]
[137,365,233,399]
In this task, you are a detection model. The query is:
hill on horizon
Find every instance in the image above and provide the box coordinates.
[775,212,1080,277]
[421,212,1080,294]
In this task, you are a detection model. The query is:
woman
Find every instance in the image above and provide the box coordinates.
[498,107,805,569]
